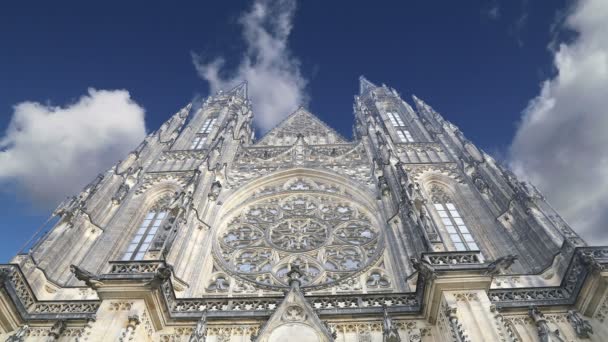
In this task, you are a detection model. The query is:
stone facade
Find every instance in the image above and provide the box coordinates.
[1,78,607,341]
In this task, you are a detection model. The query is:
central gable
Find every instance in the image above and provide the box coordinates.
[256,107,348,146]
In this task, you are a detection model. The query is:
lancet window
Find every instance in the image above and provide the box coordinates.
[199,117,217,134]
[397,129,414,142]
[122,197,171,260]
[189,117,217,150]
[386,112,405,126]
[431,186,480,251]
[190,135,207,149]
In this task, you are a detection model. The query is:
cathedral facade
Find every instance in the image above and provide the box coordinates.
[1,78,607,341]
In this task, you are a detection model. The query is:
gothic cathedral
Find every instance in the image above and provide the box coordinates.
[1,78,607,341]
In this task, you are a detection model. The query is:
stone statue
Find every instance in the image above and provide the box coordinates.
[382,306,401,342]
[6,325,29,342]
[567,310,593,338]
[189,310,208,342]
[48,320,66,340]
[208,180,222,201]
[528,307,565,342]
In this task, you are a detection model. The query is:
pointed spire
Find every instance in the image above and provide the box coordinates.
[412,94,444,124]
[359,75,378,95]
[412,94,439,114]
[226,81,248,99]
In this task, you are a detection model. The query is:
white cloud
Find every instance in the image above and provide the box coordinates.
[510,0,608,244]
[483,0,501,20]
[0,88,146,207]
[192,0,307,133]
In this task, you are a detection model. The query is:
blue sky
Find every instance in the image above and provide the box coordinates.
[2,0,607,262]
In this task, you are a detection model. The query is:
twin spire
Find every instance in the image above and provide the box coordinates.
[359,75,378,94]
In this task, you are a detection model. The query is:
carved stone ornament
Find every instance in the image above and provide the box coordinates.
[567,309,593,338]
[70,264,104,289]
[49,320,67,340]
[189,311,208,342]
[485,255,518,276]
[251,261,336,342]
[213,188,384,290]
[528,306,566,342]
[208,180,222,201]
[6,325,29,342]
[382,306,401,342]
[410,257,436,281]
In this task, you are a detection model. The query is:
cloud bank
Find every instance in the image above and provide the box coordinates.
[0,89,146,207]
[510,0,608,244]
[193,0,307,133]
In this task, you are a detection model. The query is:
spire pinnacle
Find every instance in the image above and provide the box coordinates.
[226,81,248,99]
[359,75,378,95]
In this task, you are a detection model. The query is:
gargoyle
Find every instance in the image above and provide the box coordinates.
[580,254,604,272]
[70,264,103,289]
[486,255,518,276]
[410,257,437,281]
[147,264,174,288]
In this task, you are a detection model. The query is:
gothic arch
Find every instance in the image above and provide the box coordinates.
[418,173,487,254]
[221,168,380,217]
[110,182,182,262]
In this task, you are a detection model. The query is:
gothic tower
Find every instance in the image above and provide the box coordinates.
[1,79,606,341]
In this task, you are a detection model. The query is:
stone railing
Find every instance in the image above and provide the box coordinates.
[0,264,99,320]
[489,247,608,308]
[156,270,421,318]
[107,260,166,275]
[422,251,485,266]
[308,293,420,314]
[2,247,606,322]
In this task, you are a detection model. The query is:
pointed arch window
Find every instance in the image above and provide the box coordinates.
[122,198,171,261]
[190,135,207,149]
[431,186,479,251]
[199,117,217,134]
[190,117,217,150]
[397,129,414,142]
[386,112,405,127]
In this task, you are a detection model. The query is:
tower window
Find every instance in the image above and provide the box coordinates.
[397,129,414,142]
[433,203,479,251]
[190,135,208,149]
[387,112,405,126]
[122,210,167,261]
[199,118,217,134]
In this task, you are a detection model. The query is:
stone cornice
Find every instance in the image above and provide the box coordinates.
[1,247,606,326]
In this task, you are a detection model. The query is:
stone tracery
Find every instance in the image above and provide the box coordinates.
[213,179,384,290]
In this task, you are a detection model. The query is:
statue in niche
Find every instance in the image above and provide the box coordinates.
[567,310,593,338]
[189,310,208,342]
[382,306,401,342]
[528,307,565,342]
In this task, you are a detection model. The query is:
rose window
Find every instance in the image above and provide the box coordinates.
[214,191,383,290]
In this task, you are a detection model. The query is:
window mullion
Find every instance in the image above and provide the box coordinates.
[131,211,158,260]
